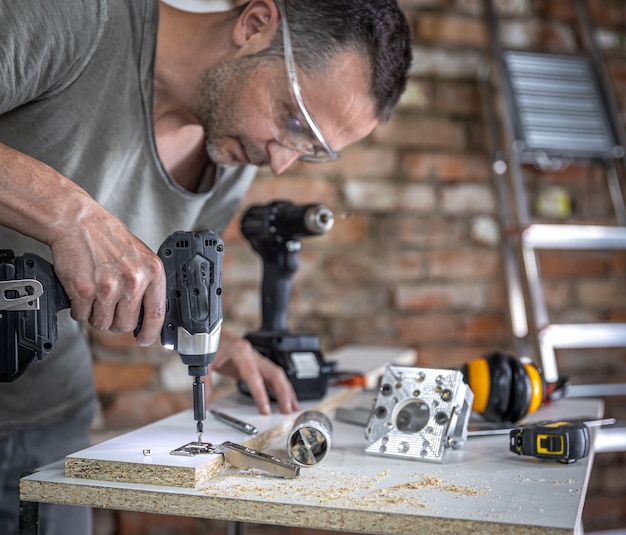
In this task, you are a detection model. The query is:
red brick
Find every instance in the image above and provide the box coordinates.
[434,81,482,116]
[461,313,510,343]
[243,176,339,206]
[93,361,157,394]
[373,114,466,149]
[395,314,463,344]
[587,0,626,27]
[576,280,626,308]
[397,79,435,111]
[327,250,425,282]
[441,184,496,214]
[500,19,577,52]
[319,214,369,245]
[291,284,389,318]
[410,46,484,79]
[414,14,487,47]
[344,181,436,213]
[532,1,574,20]
[116,512,201,535]
[327,316,400,349]
[427,249,501,278]
[402,152,490,182]
[543,281,573,311]
[582,493,626,532]
[538,250,613,278]
[377,216,468,248]
[416,345,503,369]
[395,282,487,311]
[336,145,398,178]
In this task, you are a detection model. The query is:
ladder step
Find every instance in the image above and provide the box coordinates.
[538,323,626,383]
[540,323,626,350]
[522,224,626,249]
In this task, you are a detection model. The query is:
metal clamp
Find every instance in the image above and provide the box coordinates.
[0,280,43,311]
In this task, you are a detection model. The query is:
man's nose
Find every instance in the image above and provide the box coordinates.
[268,142,302,175]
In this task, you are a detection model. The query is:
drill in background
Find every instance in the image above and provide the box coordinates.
[240,200,335,401]
[0,229,224,443]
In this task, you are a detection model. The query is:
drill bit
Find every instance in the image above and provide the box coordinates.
[196,420,203,444]
[192,375,206,443]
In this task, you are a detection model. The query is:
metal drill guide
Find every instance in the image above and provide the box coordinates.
[365,365,474,463]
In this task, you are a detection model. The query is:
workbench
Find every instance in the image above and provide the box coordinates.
[20,346,603,535]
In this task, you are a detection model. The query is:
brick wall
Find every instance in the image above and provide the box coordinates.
[90,0,626,533]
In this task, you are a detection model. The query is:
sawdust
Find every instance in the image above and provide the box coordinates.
[199,469,485,511]
[389,475,484,497]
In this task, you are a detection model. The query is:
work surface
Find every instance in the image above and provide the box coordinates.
[21,394,602,535]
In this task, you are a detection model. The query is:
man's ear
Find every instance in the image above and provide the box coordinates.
[232,0,279,55]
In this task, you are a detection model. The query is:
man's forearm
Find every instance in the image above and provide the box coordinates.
[0,141,95,246]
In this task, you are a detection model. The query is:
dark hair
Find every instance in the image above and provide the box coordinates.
[267,0,413,123]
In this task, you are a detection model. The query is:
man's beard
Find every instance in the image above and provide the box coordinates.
[193,57,270,167]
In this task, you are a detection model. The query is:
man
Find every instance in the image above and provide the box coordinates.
[0,0,412,533]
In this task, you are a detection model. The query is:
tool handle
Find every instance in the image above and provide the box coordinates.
[0,251,71,381]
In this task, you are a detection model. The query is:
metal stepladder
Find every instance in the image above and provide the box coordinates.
[481,0,626,407]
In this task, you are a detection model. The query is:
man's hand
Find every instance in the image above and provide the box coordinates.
[210,327,300,415]
[49,204,166,346]
[0,142,167,345]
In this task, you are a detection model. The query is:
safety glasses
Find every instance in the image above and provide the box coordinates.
[271,0,339,163]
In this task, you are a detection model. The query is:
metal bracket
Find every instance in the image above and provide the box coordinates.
[170,440,300,479]
[0,280,43,311]
[170,441,216,456]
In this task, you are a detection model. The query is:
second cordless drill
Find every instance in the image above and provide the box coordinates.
[240,200,335,400]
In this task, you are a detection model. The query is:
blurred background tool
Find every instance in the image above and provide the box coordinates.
[240,200,335,400]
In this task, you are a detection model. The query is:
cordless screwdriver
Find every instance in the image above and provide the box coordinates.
[141,230,224,443]
[1,229,224,443]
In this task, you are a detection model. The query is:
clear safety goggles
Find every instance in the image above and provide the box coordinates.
[270,0,339,163]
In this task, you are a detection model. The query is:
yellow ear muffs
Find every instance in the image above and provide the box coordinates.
[461,352,544,423]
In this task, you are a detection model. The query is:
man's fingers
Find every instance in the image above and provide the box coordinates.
[134,279,166,346]
[263,369,300,413]
[242,371,272,415]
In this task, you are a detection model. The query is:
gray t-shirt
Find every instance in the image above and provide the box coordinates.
[0,0,257,432]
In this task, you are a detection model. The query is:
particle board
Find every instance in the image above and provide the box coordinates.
[65,386,358,488]
[65,345,416,489]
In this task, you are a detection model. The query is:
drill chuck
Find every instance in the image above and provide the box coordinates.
[241,201,334,245]
[302,205,334,235]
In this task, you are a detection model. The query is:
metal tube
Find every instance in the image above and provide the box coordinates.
[287,410,333,466]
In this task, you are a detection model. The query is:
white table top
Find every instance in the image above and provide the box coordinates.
[22,395,602,535]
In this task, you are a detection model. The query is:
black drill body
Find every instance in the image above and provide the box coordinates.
[241,201,335,401]
[0,230,224,440]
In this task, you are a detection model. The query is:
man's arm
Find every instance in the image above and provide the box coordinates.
[0,141,166,345]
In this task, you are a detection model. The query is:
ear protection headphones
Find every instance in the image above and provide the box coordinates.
[461,352,545,423]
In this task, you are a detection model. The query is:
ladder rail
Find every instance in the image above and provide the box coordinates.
[483,0,626,395]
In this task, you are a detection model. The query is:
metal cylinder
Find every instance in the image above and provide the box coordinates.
[287,410,333,466]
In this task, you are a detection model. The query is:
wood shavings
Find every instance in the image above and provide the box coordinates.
[388,475,485,497]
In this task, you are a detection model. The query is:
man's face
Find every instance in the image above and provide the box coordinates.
[192,48,378,174]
